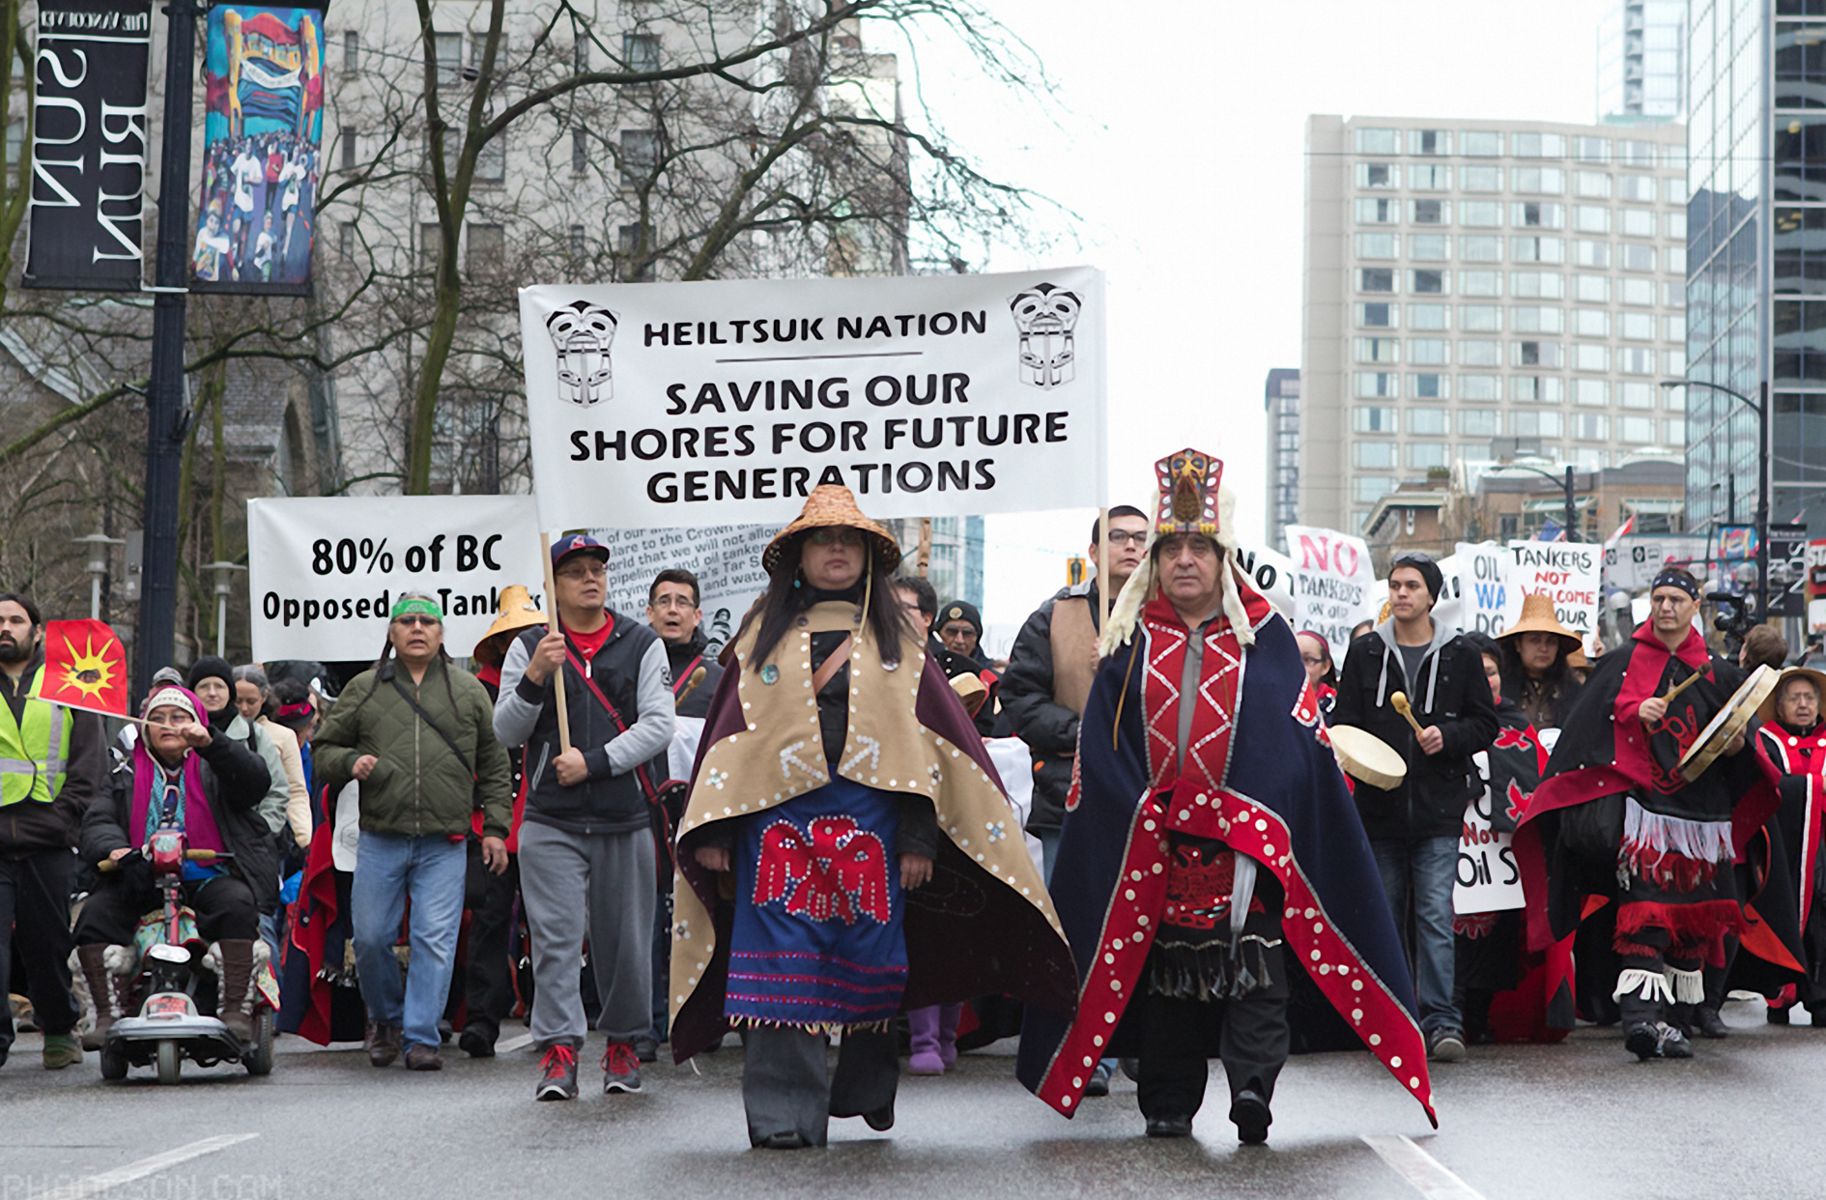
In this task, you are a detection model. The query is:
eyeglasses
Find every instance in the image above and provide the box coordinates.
[1102,530,1149,547]
[557,562,607,580]
[1300,654,1326,666]
[807,528,864,547]
[393,614,441,627]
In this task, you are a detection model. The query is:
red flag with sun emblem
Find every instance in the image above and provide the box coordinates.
[30,619,129,717]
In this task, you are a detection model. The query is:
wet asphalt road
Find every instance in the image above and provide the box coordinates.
[4,996,1825,1199]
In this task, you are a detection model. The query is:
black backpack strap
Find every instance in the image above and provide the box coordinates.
[388,675,476,780]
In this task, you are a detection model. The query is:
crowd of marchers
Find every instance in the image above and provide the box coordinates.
[4,446,1824,1153]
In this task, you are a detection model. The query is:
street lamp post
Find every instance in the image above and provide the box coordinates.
[73,533,124,621]
[1492,460,1580,541]
[1661,379,1768,621]
[202,561,247,659]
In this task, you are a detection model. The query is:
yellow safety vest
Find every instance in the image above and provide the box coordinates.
[0,666,70,806]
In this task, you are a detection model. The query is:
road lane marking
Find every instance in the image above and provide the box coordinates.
[498,1033,535,1053]
[44,1133,259,1200]
[1362,1135,1487,1200]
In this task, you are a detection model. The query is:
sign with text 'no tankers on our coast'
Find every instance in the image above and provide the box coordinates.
[518,269,1108,530]
[248,495,545,661]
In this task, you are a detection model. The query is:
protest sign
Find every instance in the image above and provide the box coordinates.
[591,524,773,658]
[1601,535,1706,593]
[248,495,544,660]
[1507,540,1601,646]
[1235,544,1297,619]
[518,269,1108,531]
[1283,526,1374,662]
[1455,756,1524,915]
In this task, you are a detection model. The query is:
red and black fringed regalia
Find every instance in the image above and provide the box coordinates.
[1454,703,1575,1042]
[1016,575,1437,1126]
[1732,719,1823,999]
[1514,622,1780,977]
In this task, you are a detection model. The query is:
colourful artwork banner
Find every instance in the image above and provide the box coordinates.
[191,4,325,293]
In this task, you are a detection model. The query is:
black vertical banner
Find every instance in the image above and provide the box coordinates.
[23,0,152,292]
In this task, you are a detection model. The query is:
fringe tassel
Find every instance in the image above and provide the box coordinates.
[725,1015,895,1038]
[1148,934,1282,1002]
[1666,966,1705,1005]
[1618,799,1734,892]
[1454,913,1500,939]
[1613,967,1672,1004]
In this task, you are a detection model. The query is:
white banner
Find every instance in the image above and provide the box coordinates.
[1235,545,1297,618]
[592,524,773,659]
[1601,534,1707,593]
[1455,541,1512,636]
[1507,540,1602,648]
[247,496,545,661]
[1283,525,1375,663]
[1454,750,1524,915]
[518,269,1108,531]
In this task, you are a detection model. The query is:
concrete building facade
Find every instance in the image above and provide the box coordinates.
[1599,0,1688,123]
[1302,115,1690,536]
[1263,368,1300,550]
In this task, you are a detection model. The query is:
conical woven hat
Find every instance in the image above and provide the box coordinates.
[1500,593,1581,655]
[762,485,901,575]
[474,584,546,665]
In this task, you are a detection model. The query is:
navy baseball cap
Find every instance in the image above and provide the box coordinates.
[551,533,609,568]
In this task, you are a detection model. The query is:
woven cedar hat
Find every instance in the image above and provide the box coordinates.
[474,584,546,666]
[762,484,901,576]
[1500,593,1581,656]
[1757,666,1826,723]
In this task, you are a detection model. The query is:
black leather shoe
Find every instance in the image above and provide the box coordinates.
[1624,1021,1660,1061]
[1145,1116,1193,1138]
[863,1103,895,1132]
[632,1034,659,1064]
[1692,1007,1729,1039]
[1767,1004,1791,1025]
[458,1025,496,1058]
[1229,1088,1272,1145]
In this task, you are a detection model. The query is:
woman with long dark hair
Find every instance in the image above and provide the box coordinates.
[1496,594,1584,729]
[670,485,1073,1149]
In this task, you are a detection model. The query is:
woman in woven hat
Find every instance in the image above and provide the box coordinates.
[1497,594,1584,730]
[670,484,1073,1149]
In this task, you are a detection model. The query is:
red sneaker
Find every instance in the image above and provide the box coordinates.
[602,1041,643,1094]
[535,1043,579,1101]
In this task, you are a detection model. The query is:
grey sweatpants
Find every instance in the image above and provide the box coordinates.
[518,820,656,1047]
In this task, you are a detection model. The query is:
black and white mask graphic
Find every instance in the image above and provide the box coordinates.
[1009,282,1081,390]
[547,300,619,406]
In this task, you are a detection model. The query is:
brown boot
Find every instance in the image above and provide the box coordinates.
[75,945,127,1043]
[213,940,257,1043]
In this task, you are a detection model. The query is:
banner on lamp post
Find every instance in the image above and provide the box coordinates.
[190,4,326,293]
[23,0,152,292]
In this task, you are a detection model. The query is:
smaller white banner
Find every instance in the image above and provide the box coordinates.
[593,524,774,659]
[1454,750,1524,915]
[247,495,545,661]
[1506,540,1602,649]
[1283,525,1376,664]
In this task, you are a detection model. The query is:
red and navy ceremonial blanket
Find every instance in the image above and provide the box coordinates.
[1016,575,1437,1126]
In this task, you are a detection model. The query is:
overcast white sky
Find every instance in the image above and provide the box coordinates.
[896,0,1615,652]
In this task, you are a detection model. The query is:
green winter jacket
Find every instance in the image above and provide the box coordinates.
[314,656,512,840]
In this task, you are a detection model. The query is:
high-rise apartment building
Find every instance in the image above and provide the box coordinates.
[1685,3,1826,549]
[1301,115,1690,534]
[1263,368,1300,548]
[1598,0,1687,122]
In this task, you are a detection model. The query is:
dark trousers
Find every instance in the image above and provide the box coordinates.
[461,856,520,1040]
[75,873,258,947]
[650,878,672,1041]
[742,1025,899,1147]
[1137,956,1290,1122]
[0,849,79,1046]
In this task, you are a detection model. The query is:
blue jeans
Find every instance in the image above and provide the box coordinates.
[351,832,467,1051]
[1369,836,1461,1036]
